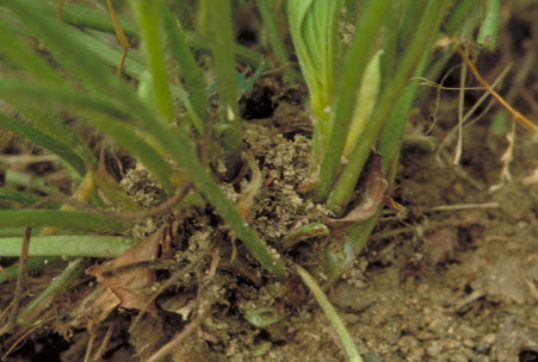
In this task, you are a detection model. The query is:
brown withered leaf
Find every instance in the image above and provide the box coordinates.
[329,153,387,224]
[85,232,161,317]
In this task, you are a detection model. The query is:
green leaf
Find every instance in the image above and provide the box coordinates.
[5,0,127,100]
[130,0,175,122]
[163,9,207,131]
[313,0,392,201]
[287,0,341,123]
[0,210,128,233]
[0,235,138,258]
[207,0,242,177]
[0,21,63,84]
[326,0,451,216]
[477,0,500,50]
[343,49,384,159]
[0,112,86,176]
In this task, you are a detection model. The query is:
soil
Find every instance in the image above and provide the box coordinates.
[2,2,538,362]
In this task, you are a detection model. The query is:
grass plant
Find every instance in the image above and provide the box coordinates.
[0,0,504,359]
[286,0,503,279]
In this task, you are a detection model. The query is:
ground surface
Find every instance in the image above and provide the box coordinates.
[1,2,538,362]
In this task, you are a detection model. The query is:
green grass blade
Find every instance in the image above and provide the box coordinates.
[287,0,343,173]
[397,0,427,49]
[0,79,173,192]
[63,2,138,37]
[4,0,139,110]
[326,0,450,216]
[0,79,130,123]
[0,21,63,84]
[207,0,242,177]
[287,0,341,122]
[377,55,428,167]
[185,31,263,68]
[446,0,477,35]
[5,1,111,94]
[0,256,49,284]
[130,0,175,122]
[379,3,399,82]
[313,0,392,201]
[0,188,60,209]
[17,258,88,326]
[477,0,500,50]
[258,0,297,83]
[0,210,128,233]
[30,21,200,131]
[1,0,285,279]
[0,19,97,172]
[59,2,263,69]
[163,9,207,131]
[88,115,174,192]
[0,19,97,171]
[0,112,86,176]
[342,49,383,159]
[296,265,362,362]
[0,235,138,258]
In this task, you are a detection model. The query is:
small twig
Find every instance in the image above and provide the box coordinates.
[414,201,499,212]
[455,290,484,312]
[457,46,538,132]
[5,227,33,333]
[414,77,486,90]
[236,151,263,219]
[1,325,40,361]
[436,63,511,167]
[427,63,461,135]
[0,154,59,165]
[106,0,129,76]
[489,120,516,192]
[93,321,115,361]
[146,305,211,362]
[485,235,538,247]
[453,60,467,165]
[438,150,485,190]
[372,218,483,241]
[83,321,95,362]
[261,61,299,77]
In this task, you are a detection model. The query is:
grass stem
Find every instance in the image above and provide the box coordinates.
[326,0,450,216]
[313,0,391,202]
[207,0,242,178]
[296,265,362,362]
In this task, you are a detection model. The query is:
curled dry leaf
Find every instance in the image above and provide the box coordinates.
[329,153,387,224]
[84,232,161,320]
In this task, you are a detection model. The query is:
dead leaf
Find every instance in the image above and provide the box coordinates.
[329,153,387,224]
[85,232,161,317]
